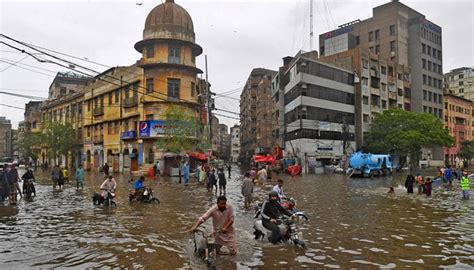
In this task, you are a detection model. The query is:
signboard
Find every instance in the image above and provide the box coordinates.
[324,26,353,39]
[319,122,331,131]
[121,131,137,140]
[139,120,166,138]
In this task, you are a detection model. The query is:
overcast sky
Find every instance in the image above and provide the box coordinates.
[1,0,473,129]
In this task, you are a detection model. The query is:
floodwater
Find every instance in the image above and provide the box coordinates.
[0,168,473,269]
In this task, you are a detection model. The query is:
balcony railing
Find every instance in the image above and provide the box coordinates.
[93,107,104,116]
[123,96,138,108]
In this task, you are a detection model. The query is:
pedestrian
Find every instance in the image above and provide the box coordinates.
[103,163,110,176]
[190,196,237,255]
[10,165,22,199]
[5,165,19,204]
[182,162,190,186]
[199,165,207,185]
[227,164,231,178]
[241,172,254,208]
[405,174,415,194]
[52,165,64,191]
[416,173,424,195]
[257,166,267,184]
[154,161,161,179]
[444,166,452,186]
[218,168,227,195]
[460,171,471,200]
[208,169,217,193]
[424,177,432,196]
[76,164,85,191]
[0,169,10,202]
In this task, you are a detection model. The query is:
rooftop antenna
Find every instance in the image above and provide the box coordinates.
[310,0,314,51]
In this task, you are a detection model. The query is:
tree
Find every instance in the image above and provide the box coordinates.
[43,122,81,167]
[458,141,474,163]
[364,109,454,170]
[17,132,44,164]
[155,107,201,182]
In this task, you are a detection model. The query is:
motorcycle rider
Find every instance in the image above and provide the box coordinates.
[100,175,117,201]
[272,179,286,201]
[261,190,295,244]
[133,176,145,200]
[22,166,36,197]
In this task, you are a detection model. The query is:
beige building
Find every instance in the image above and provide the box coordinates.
[444,67,474,101]
[239,68,276,165]
[0,117,12,159]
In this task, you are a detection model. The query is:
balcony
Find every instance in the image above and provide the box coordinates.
[123,96,138,108]
[93,107,104,116]
[93,134,104,143]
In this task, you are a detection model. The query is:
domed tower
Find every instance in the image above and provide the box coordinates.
[135,0,203,106]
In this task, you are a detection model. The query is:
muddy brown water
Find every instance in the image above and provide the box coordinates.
[0,168,472,269]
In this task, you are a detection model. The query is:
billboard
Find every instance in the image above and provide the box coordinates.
[139,120,166,138]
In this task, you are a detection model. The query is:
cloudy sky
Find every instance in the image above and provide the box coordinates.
[1,0,473,129]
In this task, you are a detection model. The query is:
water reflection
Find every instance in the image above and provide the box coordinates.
[0,168,472,268]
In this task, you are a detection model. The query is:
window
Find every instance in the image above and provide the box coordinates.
[438,79,442,89]
[363,96,369,105]
[191,82,196,97]
[459,88,464,93]
[423,90,427,100]
[167,78,180,100]
[381,66,386,75]
[433,64,436,73]
[427,46,431,55]
[125,86,130,99]
[108,92,112,105]
[133,83,138,97]
[390,41,395,52]
[397,73,402,80]
[146,78,154,93]
[432,48,437,57]
[382,100,387,108]
[438,64,442,74]
[168,46,181,64]
[369,31,374,42]
[375,29,380,40]
[361,77,368,86]
[115,90,119,103]
[388,66,394,76]
[423,74,427,85]
[437,50,442,60]
[87,101,91,111]
[375,45,380,54]
[362,59,368,69]
[428,61,432,71]
[381,83,387,91]
[355,35,360,45]
[428,92,432,102]
[459,74,464,79]
[459,81,464,86]
[422,43,426,54]
[369,46,374,53]
[389,25,395,35]
[146,44,154,58]
[422,59,426,69]
[146,114,153,120]
[363,114,369,123]
[428,76,432,86]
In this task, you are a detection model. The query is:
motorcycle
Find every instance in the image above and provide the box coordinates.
[22,178,36,200]
[253,199,308,248]
[192,228,217,268]
[129,187,160,204]
[92,189,117,207]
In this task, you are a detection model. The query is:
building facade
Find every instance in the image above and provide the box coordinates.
[443,94,473,165]
[319,0,444,161]
[41,72,90,167]
[0,117,12,159]
[230,125,240,163]
[239,68,277,164]
[319,47,411,148]
[218,124,231,161]
[282,51,357,168]
[444,67,474,101]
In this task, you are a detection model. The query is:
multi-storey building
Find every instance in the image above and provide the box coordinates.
[5,129,18,158]
[319,47,411,148]
[0,117,12,159]
[443,94,473,165]
[218,124,231,161]
[230,125,240,163]
[41,72,91,167]
[239,68,276,164]
[444,67,474,101]
[24,101,42,133]
[319,0,444,162]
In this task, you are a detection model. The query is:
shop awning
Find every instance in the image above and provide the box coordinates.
[254,154,275,163]
[189,152,207,161]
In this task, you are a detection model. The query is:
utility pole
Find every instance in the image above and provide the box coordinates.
[205,55,212,146]
[310,0,314,51]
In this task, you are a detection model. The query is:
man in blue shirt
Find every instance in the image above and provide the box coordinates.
[133,176,145,200]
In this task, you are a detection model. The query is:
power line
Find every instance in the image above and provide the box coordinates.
[0,91,47,100]
[0,55,29,72]
[0,57,58,73]
[0,103,24,110]
[0,59,55,77]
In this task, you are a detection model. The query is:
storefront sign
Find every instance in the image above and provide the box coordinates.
[139,120,166,137]
[121,131,136,140]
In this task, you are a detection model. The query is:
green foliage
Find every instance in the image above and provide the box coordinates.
[364,109,454,167]
[155,107,201,154]
[17,132,44,160]
[43,122,81,160]
[458,141,474,160]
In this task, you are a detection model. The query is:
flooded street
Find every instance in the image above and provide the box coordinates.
[0,168,473,269]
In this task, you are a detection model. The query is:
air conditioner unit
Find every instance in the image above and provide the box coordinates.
[301,83,308,89]
[301,61,307,67]
[390,51,396,57]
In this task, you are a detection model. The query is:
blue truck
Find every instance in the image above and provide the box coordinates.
[348,152,393,177]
